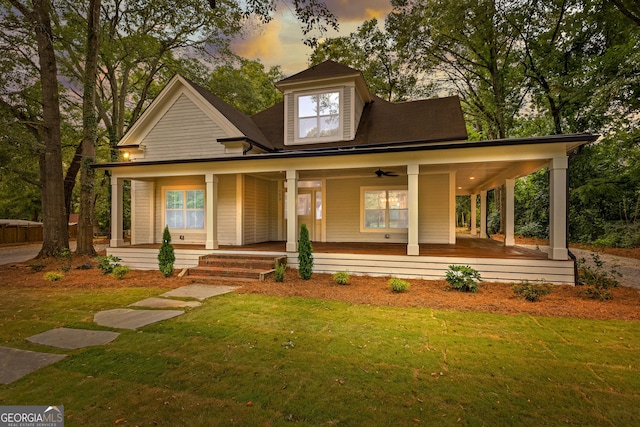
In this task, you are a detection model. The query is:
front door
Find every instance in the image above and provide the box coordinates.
[297,189,322,241]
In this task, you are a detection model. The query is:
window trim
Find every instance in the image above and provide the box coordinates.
[162,186,206,231]
[360,186,409,233]
[293,88,343,144]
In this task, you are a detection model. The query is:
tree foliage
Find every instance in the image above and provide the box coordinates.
[310,18,425,102]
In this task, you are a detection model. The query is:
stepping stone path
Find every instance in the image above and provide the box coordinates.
[129,297,202,308]
[1,284,238,384]
[94,308,184,330]
[161,284,239,300]
[0,347,66,385]
[27,327,120,349]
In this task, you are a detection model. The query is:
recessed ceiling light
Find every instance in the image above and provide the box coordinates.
[469,176,475,180]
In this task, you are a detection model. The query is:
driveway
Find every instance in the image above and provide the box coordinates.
[0,242,108,265]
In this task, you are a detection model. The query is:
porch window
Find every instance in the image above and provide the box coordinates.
[296,91,340,141]
[362,187,408,231]
[165,189,204,229]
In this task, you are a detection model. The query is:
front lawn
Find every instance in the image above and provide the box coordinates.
[0,285,638,426]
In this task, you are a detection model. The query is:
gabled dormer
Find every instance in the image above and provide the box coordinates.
[274,60,373,146]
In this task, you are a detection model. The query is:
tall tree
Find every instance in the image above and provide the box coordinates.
[5,0,69,257]
[206,58,285,115]
[310,18,424,102]
[389,0,525,139]
[76,0,102,255]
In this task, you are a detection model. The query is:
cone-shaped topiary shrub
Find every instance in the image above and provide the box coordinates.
[298,224,313,279]
[158,225,176,277]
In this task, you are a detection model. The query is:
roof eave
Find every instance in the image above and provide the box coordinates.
[94,133,599,170]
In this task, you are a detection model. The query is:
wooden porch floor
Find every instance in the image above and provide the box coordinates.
[129,235,549,260]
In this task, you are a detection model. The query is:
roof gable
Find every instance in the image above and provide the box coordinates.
[118,75,273,152]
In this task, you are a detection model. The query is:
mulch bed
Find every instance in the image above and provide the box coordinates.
[3,254,639,322]
[237,273,640,322]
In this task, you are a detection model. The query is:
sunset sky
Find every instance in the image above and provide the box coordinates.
[230,0,394,75]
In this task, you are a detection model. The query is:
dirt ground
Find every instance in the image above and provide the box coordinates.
[2,252,638,322]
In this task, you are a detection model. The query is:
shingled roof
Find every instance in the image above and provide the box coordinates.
[183,78,275,151]
[251,94,468,150]
[276,60,362,86]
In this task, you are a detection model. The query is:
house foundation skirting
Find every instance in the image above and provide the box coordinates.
[107,247,575,285]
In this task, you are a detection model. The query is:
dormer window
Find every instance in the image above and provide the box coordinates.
[296,90,341,143]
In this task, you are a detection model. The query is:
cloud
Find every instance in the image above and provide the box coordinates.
[228,2,394,75]
[231,18,284,60]
[323,0,393,22]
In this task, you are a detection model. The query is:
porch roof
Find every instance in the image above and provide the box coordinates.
[95,133,599,170]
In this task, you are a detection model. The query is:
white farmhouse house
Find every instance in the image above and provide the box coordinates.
[98,60,598,284]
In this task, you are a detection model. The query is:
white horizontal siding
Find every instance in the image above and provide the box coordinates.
[286,253,575,285]
[326,176,408,243]
[142,94,227,161]
[131,180,151,245]
[107,246,574,284]
[217,174,238,245]
[419,174,450,243]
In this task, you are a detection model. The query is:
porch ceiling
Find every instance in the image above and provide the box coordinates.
[248,159,549,195]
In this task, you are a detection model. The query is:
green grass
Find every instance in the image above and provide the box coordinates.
[1,287,639,426]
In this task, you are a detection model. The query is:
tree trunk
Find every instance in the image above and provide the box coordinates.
[77,0,102,256]
[33,0,69,258]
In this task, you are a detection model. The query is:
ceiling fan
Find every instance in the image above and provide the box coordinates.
[375,168,398,178]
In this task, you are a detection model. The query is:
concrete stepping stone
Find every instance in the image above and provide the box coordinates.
[160,284,239,301]
[0,347,66,384]
[129,297,201,308]
[94,308,184,330]
[26,327,120,349]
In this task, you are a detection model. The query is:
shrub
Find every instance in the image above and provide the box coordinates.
[43,271,64,282]
[56,247,72,272]
[110,265,130,280]
[96,255,122,275]
[333,271,351,285]
[389,278,410,293]
[298,224,313,280]
[445,265,482,293]
[29,260,46,272]
[578,253,620,300]
[158,226,176,278]
[512,281,552,302]
[274,264,286,282]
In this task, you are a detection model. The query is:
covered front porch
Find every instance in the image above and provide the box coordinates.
[107,235,575,284]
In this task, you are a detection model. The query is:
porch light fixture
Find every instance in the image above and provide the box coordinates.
[114,144,144,161]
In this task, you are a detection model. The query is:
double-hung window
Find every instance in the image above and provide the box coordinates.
[165,189,204,229]
[296,91,340,141]
[361,187,408,231]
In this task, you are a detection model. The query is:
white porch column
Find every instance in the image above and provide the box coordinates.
[110,177,125,247]
[549,157,569,260]
[480,190,488,238]
[470,193,478,236]
[449,172,457,243]
[205,173,219,250]
[407,164,420,255]
[505,179,515,246]
[148,181,156,244]
[286,169,298,252]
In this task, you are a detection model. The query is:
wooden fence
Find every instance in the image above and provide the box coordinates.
[0,224,78,245]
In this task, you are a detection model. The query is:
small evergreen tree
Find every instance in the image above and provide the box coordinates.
[158,226,175,277]
[298,224,313,279]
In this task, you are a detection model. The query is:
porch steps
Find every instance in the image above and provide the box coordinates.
[187,254,287,282]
